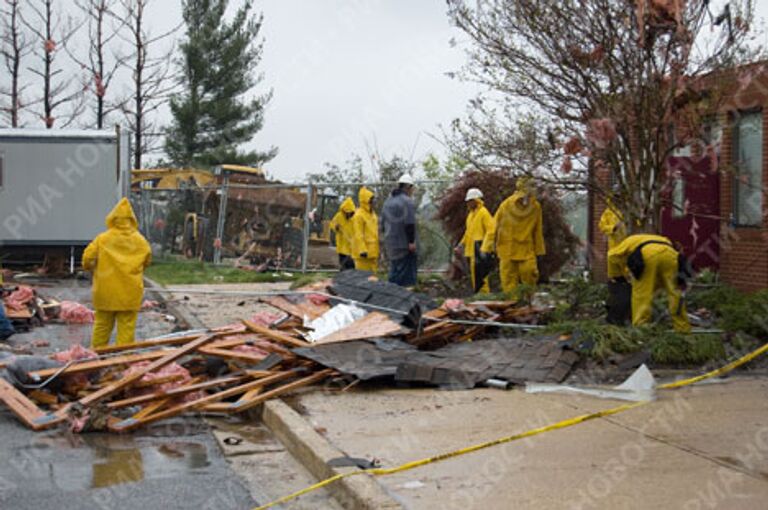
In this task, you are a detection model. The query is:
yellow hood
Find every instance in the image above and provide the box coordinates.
[105,198,138,230]
[340,197,356,214]
[358,187,374,212]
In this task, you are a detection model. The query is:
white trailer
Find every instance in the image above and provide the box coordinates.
[0,129,130,251]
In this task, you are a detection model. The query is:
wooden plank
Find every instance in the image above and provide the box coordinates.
[30,350,173,379]
[132,398,171,420]
[105,374,250,409]
[0,378,51,430]
[78,334,218,408]
[198,346,267,363]
[28,390,58,406]
[313,312,407,345]
[261,296,329,321]
[201,386,264,412]
[134,373,185,389]
[220,369,332,413]
[110,370,298,431]
[243,320,310,348]
[94,333,207,354]
[94,330,239,354]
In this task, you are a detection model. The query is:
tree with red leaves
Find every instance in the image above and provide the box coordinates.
[447,0,760,231]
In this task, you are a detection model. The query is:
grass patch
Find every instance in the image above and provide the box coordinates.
[145,259,300,285]
[541,320,725,365]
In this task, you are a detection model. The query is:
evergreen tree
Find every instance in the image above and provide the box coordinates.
[166,0,276,167]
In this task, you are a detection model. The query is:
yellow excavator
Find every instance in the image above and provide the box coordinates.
[131,165,336,266]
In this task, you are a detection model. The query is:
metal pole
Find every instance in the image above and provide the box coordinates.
[301,181,313,273]
[213,173,230,265]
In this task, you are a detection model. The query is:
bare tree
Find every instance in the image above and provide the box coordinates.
[0,0,33,127]
[447,0,763,231]
[118,0,178,169]
[22,0,84,128]
[70,0,127,129]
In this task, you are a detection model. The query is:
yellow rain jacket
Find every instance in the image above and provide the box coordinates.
[83,198,152,311]
[598,204,626,250]
[608,234,690,333]
[329,197,356,257]
[352,187,379,261]
[599,203,627,278]
[484,191,545,260]
[461,200,495,258]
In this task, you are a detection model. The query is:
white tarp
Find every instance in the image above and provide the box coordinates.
[304,304,368,343]
[525,364,657,402]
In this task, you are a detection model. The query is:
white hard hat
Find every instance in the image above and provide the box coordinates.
[465,188,483,201]
[398,173,414,185]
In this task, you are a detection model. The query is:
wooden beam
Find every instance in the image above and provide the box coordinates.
[198,346,267,364]
[106,374,250,410]
[110,370,298,431]
[77,334,218,408]
[219,369,333,413]
[0,378,51,431]
[243,320,310,348]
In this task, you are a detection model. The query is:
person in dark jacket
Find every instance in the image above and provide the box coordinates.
[381,174,417,286]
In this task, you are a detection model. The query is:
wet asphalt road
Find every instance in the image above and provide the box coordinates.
[0,279,255,510]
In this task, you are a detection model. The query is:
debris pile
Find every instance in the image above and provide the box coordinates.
[0,271,576,433]
[1,284,96,331]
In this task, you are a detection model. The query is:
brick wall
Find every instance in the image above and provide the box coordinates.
[587,64,768,292]
[718,106,768,292]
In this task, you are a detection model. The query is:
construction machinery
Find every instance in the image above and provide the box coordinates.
[131,165,339,268]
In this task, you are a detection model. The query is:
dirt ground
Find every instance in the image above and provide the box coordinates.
[172,282,768,510]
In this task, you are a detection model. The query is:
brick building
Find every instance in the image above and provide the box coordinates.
[588,62,768,292]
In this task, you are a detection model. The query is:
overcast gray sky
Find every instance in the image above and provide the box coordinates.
[8,1,768,182]
[146,0,476,181]
[145,0,768,182]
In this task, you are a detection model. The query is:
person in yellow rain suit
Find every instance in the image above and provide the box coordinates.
[457,188,495,293]
[607,234,690,333]
[329,197,356,270]
[598,199,627,279]
[352,187,379,272]
[483,177,545,294]
[83,198,152,347]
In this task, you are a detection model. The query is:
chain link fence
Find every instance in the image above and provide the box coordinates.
[130,177,588,275]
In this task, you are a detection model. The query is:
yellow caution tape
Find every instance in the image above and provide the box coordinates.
[253,341,768,510]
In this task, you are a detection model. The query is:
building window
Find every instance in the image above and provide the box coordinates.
[671,176,685,218]
[733,111,763,226]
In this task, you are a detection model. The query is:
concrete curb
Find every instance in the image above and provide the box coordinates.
[262,399,404,510]
[144,277,206,330]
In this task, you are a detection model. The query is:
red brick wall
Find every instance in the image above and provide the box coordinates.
[718,107,768,292]
[587,64,768,292]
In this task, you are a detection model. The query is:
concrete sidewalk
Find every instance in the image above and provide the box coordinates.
[295,377,768,509]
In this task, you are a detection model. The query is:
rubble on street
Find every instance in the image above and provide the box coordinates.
[0,271,567,433]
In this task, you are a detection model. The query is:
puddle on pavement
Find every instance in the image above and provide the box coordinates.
[28,424,215,491]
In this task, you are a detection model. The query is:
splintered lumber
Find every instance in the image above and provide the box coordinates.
[78,334,218,407]
[30,350,173,379]
[217,369,333,413]
[0,378,50,431]
[202,382,266,412]
[243,320,310,348]
[110,369,298,432]
[314,312,407,345]
[198,346,267,363]
[105,375,234,410]
[94,333,213,354]
[261,295,329,321]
